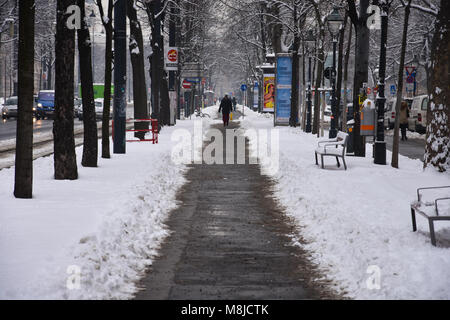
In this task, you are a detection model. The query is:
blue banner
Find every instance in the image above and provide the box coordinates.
[275,55,292,125]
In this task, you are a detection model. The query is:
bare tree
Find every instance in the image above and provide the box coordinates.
[96,0,113,159]
[53,0,78,180]
[392,0,412,169]
[14,0,35,198]
[127,0,149,139]
[77,0,98,167]
[424,0,449,172]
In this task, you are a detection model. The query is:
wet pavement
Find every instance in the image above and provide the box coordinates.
[134,111,337,300]
[385,134,426,161]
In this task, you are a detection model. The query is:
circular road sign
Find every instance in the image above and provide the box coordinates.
[182,79,192,89]
[241,84,247,91]
[167,49,178,63]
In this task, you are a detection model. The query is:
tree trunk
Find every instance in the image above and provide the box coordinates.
[160,74,171,125]
[348,0,370,157]
[392,1,411,169]
[77,0,98,167]
[342,22,352,133]
[127,0,149,139]
[14,0,35,198]
[336,13,348,130]
[46,56,52,90]
[53,0,77,180]
[147,0,163,129]
[97,0,113,159]
[289,3,299,127]
[313,43,324,135]
[424,0,450,172]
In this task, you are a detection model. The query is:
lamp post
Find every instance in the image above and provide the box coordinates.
[374,1,389,165]
[305,30,315,133]
[326,7,344,139]
[89,10,96,83]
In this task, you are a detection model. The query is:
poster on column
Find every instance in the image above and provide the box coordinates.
[263,74,275,113]
[253,82,259,111]
[275,54,292,126]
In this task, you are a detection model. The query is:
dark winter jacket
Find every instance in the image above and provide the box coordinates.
[219,97,233,115]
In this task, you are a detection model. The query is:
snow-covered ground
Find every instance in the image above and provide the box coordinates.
[1,103,448,300]
[241,107,450,299]
[0,117,209,299]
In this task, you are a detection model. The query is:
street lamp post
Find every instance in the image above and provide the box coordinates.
[374,2,389,165]
[89,10,96,83]
[305,30,315,133]
[326,7,344,139]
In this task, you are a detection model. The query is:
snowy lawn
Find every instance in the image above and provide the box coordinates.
[0,117,209,299]
[241,107,450,299]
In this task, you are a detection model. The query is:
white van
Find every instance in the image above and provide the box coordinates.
[408,95,428,134]
[384,97,397,129]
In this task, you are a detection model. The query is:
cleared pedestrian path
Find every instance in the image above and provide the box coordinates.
[134,111,337,299]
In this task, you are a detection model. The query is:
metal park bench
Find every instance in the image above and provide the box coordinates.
[411,186,450,246]
[315,131,349,170]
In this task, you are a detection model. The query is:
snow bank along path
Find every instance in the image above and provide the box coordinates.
[0,117,208,299]
[241,107,450,299]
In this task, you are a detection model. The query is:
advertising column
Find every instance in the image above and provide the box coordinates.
[274,54,292,126]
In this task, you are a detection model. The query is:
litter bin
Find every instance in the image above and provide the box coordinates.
[347,119,354,154]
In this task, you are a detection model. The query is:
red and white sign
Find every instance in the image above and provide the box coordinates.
[165,47,178,71]
[167,49,178,62]
[182,79,192,90]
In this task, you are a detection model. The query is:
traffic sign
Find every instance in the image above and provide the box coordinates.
[165,47,178,71]
[241,84,247,91]
[390,85,396,95]
[405,66,416,84]
[182,79,192,89]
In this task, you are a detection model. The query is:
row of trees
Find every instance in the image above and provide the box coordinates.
[9,0,218,199]
[5,0,449,199]
[215,0,448,172]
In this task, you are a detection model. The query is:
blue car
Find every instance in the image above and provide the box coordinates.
[36,90,55,119]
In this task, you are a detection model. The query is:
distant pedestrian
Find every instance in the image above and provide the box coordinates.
[232,97,237,111]
[218,94,233,127]
[399,101,409,141]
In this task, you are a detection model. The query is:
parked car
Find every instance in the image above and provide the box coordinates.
[1,96,18,119]
[36,90,55,119]
[78,98,112,121]
[384,97,397,129]
[1,96,39,119]
[408,94,428,134]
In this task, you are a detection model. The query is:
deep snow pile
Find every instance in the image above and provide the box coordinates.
[0,117,208,299]
[241,107,450,299]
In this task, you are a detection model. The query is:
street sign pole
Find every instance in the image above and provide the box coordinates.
[113,0,126,154]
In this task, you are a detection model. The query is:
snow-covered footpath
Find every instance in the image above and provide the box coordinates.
[241,107,450,300]
[0,117,208,299]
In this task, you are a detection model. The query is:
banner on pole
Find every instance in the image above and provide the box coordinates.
[263,74,275,113]
[253,82,259,110]
[274,54,292,126]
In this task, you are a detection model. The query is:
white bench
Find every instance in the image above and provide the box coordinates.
[315,131,349,170]
[411,186,450,246]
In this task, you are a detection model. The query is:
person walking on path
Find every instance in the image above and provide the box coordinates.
[219,94,233,127]
[232,97,237,111]
[399,101,409,141]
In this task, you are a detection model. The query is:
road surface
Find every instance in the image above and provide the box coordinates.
[134,111,338,300]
